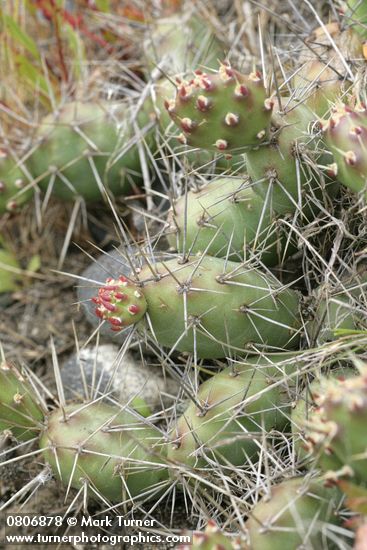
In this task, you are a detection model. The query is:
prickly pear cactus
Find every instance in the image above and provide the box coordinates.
[152,79,246,173]
[0,362,44,441]
[291,367,357,462]
[322,104,367,196]
[144,12,224,74]
[40,401,168,502]
[246,101,335,215]
[93,255,301,358]
[135,256,301,357]
[167,353,298,468]
[29,101,151,202]
[164,62,273,153]
[305,369,367,485]
[177,521,244,550]
[166,177,295,266]
[0,154,33,215]
[245,477,341,549]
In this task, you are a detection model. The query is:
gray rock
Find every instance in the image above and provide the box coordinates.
[61,343,181,411]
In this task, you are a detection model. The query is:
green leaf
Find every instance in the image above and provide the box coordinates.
[15,54,51,101]
[334,328,367,336]
[64,24,86,80]
[26,255,41,274]
[130,396,152,418]
[3,14,40,59]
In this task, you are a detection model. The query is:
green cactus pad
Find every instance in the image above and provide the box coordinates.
[245,477,341,550]
[0,362,44,441]
[40,402,168,502]
[168,353,299,468]
[92,275,147,331]
[139,255,301,358]
[322,104,367,196]
[305,370,367,485]
[152,79,247,174]
[246,101,336,215]
[0,155,33,215]
[164,62,273,153]
[29,101,151,202]
[166,177,295,266]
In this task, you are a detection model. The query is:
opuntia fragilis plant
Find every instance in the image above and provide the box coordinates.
[91,254,302,358]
